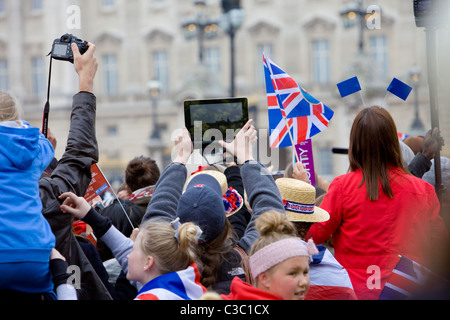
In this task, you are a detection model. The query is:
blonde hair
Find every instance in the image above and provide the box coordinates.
[0,91,23,124]
[249,210,298,256]
[137,219,200,274]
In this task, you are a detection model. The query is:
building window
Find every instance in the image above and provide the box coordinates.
[369,35,388,80]
[0,0,5,14]
[312,39,330,84]
[31,57,45,96]
[257,43,273,86]
[30,0,43,12]
[153,50,169,93]
[107,124,118,136]
[317,147,333,176]
[101,0,116,9]
[103,54,118,95]
[0,59,8,90]
[205,47,221,73]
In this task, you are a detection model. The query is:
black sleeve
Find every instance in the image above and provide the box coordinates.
[50,258,71,288]
[408,152,432,178]
[82,207,112,238]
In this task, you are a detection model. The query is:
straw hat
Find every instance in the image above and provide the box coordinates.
[186,170,244,217]
[275,178,329,223]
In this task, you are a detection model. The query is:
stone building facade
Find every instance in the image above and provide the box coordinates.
[1,0,448,189]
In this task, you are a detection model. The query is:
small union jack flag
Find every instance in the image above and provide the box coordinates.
[378,255,446,300]
[263,53,334,148]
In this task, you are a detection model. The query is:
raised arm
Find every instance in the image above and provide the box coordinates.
[219,120,285,252]
[39,43,98,255]
[142,127,193,223]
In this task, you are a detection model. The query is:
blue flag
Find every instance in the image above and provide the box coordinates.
[336,76,361,98]
[387,78,412,101]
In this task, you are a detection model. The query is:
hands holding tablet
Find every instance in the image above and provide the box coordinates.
[219,119,257,164]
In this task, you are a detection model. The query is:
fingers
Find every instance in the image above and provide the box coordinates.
[59,191,78,202]
[218,140,226,148]
[242,119,253,131]
[130,228,140,241]
[85,42,96,55]
[431,127,439,139]
[71,43,81,59]
[50,248,66,261]
[58,192,90,218]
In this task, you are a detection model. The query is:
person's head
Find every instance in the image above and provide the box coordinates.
[0,91,23,125]
[126,218,200,285]
[275,178,329,239]
[403,136,424,155]
[249,210,317,300]
[125,156,160,192]
[349,106,405,200]
[176,170,242,243]
[176,170,242,288]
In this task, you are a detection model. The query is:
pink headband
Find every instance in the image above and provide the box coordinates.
[249,238,318,279]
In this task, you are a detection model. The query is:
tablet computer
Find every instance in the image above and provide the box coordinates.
[184,97,248,151]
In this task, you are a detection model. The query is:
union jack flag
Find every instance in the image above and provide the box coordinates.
[263,53,334,148]
[378,255,447,300]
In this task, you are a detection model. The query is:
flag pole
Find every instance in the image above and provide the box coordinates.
[282,116,300,163]
[359,91,366,108]
[380,92,388,109]
[95,164,135,230]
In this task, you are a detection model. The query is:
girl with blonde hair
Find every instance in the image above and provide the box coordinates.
[221,210,318,300]
[59,191,207,300]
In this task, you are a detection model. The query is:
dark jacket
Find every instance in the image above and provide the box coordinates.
[39,92,112,300]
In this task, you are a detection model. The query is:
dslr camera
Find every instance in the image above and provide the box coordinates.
[50,33,89,63]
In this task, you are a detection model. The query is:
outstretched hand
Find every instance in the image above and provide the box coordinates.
[422,127,444,160]
[292,161,310,184]
[219,119,257,164]
[72,42,98,93]
[173,127,193,165]
[59,191,91,220]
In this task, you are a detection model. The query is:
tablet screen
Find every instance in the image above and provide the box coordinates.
[184,97,248,149]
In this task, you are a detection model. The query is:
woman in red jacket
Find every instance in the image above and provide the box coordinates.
[308,106,448,300]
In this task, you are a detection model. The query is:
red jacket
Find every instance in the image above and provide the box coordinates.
[221,277,282,300]
[308,168,448,300]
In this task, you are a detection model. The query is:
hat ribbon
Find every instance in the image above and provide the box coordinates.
[282,199,314,214]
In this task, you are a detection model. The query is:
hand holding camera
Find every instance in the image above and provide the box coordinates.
[51,33,89,63]
[50,34,97,92]
[72,42,98,93]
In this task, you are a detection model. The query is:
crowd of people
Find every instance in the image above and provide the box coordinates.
[1,41,449,301]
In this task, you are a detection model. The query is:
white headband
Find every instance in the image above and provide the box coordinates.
[249,238,318,279]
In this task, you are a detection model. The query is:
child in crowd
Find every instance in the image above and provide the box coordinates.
[59,191,207,300]
[275,177,357,300]
[0,91,56,297]
[221,210,317,300]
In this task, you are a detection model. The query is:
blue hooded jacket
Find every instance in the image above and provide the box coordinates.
[0,121,56,263]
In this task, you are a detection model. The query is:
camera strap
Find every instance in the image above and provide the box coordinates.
[42,54,53,138]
